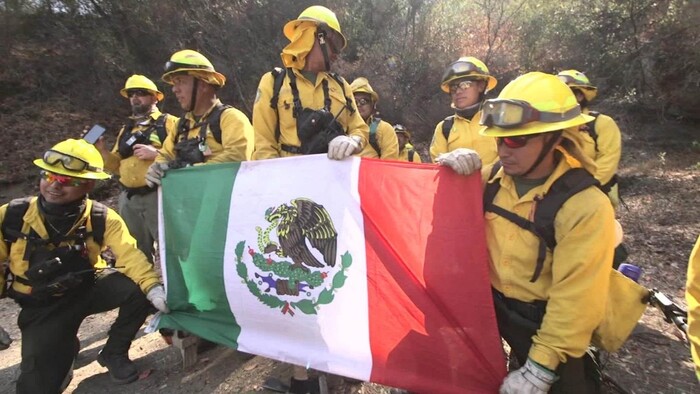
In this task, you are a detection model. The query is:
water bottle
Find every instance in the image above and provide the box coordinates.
[618,263,642,283]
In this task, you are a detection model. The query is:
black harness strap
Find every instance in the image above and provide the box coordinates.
[442,115,455,141]
[175,104,230,144]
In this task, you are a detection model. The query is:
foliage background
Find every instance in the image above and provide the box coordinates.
[0,0,698,182]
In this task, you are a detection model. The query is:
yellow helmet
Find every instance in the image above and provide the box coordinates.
[120,74,164,101]
[393,124,411,140]
[480,72,594,138]
[283,5,347,50]
[162,49,226,87]
[557,69,598,102]
[440,56,497,93]
[350,77,379,103]
[34,139,111,180]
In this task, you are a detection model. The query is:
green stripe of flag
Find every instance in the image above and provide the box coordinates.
[157,162,241,348]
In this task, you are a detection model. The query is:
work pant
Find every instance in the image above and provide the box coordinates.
[493,289,602,394]
[16,271,151,394]
[118,189,159,263]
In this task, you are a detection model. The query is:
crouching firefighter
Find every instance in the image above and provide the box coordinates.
[146,49,252,187]
[438,72,617,393]
[1,139,170,393]
[252,5,368,161]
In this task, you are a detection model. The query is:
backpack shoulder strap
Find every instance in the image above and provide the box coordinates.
[328,72,355,114]
[408,149,415,162]
[533,167,599,250]
[269,67,290,143]
[206,103,232,144]
[482,162,503,210]
[585,111,600,152]
[442,115,455,141]
[369,118,382,156]
[2,197,33,246]
[154,113,169,144]
[88,201,108,246]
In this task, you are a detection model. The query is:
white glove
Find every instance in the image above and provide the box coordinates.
[145,162,169,187]
[436,148,482,176]
[0,325,12,350]
[328,135,360,160]
[499,358,557,394]
[146,285,170,313]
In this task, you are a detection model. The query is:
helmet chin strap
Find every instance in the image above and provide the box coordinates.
[188,77,199,113]
[317,29,332,71]
[521,131,562,178]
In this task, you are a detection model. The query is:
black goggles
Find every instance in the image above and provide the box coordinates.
[557,75,594,89]
[442,61,482,82]
[480,99,581,129]
[164,61,213,74]
[43,150,102,173]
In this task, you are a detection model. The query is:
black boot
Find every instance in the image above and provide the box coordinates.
[289,377,320,394]
[97,350,138,384]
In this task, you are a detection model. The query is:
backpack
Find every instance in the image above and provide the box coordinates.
[118,113,169,157]
[408,149,416,162]
[441,115,455,141]
[369,118,382,157]
[580,111,601,152]
[1,198,107,298]
[483,162,600,282]
[268,67,355,144]
[175,103,231,144]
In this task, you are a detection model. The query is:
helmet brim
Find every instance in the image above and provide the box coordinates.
[480,113,595,138]
[33,159,111,180]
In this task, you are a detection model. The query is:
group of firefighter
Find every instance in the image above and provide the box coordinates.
[1,4,699,394]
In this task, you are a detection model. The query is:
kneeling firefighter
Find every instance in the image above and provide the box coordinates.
[1,139,169,392]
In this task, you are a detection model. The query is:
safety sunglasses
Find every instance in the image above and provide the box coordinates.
[126,89,152,98]
[480,99,581,129]
[40,171,88,187]
[449,80,475,94]
[43,150,102,173]
[163,60,213,74]
[496,135,538,149]
[355,97,372,107]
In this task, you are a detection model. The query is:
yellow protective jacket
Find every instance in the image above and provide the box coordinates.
[360,117,399,159]
[577,109,622,207]
[157,100,250,164]
[482,149,615,370]
[0,197,161,296]
[252,69,369,159]
[429,111,498,165]
[398,144,422,163]
[102,110,179,188]
[686,235,700,380]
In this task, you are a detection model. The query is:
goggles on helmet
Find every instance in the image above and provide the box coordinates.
[443,61,483,82]
[394,125,407,132]
[557,74,594,89]
[480,99,582,129]
[163,61,213,74]
[43,150,103,173]
[40,170,89,187]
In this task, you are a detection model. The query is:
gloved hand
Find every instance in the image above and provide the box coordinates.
[0,325,12,350]
[145,162,169,187]
[499,358,557,394]
[328,135,360,160]
[146,285,170,313]
[436,148,482,176]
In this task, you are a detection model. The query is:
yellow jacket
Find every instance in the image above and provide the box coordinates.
[157,100,250,164]
[252,69,369,159]
[0,197,161,296]
[359,117,399,159]
[430,111,498,165]
[102,110,179,188]
[398,144,422,163]
[686,235,700,380]
[483,150,615,370]
[577,109,622,207]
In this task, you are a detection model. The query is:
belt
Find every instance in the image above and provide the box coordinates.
[492,288,547,323]
[281,144,303,154]
[121,184,155,199]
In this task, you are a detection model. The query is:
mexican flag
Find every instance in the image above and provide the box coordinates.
[156,155,506,393]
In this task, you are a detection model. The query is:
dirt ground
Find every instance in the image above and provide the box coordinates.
[0,111,698,393]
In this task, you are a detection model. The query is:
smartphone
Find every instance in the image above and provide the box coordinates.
[83,124,107,144]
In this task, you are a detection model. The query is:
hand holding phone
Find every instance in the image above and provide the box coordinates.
[83,124,107,144]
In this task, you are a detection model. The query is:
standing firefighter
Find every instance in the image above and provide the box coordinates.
[252,5,368,161]
[350,77,399,159]
[687,235,700,382]
[430,56,498,165]
[439,72,615,393]
[146,49,252,186]
[0,139,169,392]
[557,70,622,208]
[97,74,178,262]
[394,124,422,163]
